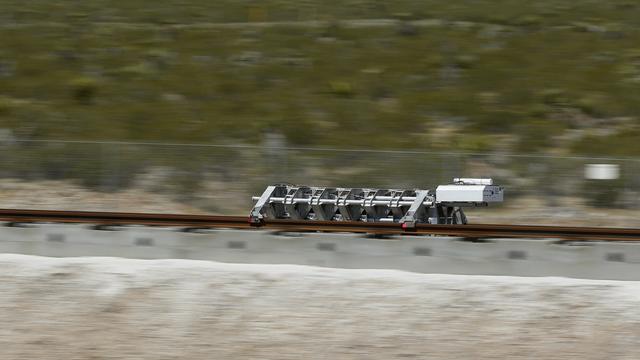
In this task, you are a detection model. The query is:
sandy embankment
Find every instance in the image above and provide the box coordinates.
[0,254,639,359]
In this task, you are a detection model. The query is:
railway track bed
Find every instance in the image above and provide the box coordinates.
[0,208,639,242]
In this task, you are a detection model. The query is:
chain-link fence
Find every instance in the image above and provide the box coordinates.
[0,139,639,225]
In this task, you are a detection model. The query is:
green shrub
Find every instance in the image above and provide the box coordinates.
[69,77,99,105]
[538,89,570,107]
[511,15,542,27]
[575,93,609,117]
[583,179,623,208]
[623,48,640,60]
[109,63,155,79]
[396,21,419,37]
[145,49,174,69]
[329,81,355,98]
[515,119,564,153]
[454,134,493,152]
[526,104,552,118]
[0,96,15,116]
[472,109,521,133]
[571,131,640,157]
[453,54,477,69]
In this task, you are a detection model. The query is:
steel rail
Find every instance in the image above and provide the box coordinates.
[0,209,639,241]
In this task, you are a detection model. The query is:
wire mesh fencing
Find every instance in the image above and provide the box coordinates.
[0,140,639,225]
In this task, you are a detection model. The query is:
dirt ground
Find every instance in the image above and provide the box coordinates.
[1,254,639,359]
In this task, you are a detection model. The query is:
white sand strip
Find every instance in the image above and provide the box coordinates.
[1,254,639,359]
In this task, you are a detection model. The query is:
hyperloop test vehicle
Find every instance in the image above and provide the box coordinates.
[249,178,503,228]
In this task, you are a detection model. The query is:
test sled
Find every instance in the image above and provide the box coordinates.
[250,178,503,227]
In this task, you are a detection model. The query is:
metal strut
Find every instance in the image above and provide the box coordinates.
[249,178,503,226]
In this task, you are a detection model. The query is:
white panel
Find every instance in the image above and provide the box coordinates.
[436,185,503,203]
[585,164,619,180]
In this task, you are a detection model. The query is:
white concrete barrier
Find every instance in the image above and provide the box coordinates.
[0,223,639,280]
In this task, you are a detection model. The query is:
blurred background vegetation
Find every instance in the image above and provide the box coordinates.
[0,0,640,217]
[0,0,639,155]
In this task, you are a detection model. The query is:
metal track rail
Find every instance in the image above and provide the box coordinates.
[0,209,639,242]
